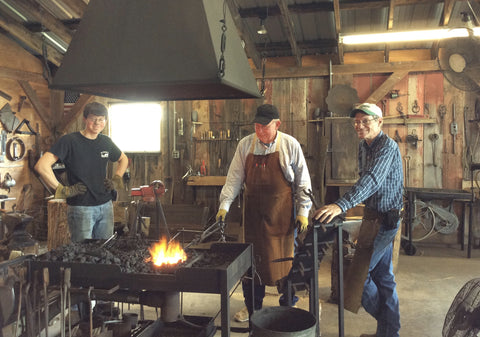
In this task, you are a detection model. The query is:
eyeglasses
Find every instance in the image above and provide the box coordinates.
[352,118,377,127]
[87,116,106,124]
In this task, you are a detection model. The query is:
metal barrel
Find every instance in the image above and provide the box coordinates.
[251,307,317,337]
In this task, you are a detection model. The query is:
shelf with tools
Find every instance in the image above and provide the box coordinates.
[308,117,436,125]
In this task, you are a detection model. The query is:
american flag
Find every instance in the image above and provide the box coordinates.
[64,91,80,114]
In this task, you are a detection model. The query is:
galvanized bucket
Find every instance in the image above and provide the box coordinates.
[251,306,317,337]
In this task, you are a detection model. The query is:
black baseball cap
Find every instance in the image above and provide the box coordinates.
[252,104,280,125]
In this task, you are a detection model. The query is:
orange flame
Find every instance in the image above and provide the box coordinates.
[145,236,187,267]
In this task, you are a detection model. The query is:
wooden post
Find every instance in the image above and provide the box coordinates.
[47,199,70,250]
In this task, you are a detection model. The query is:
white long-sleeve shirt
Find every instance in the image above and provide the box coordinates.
[219,131,312,217]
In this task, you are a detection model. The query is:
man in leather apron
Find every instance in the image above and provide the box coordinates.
[216,104,312,322]
[314,103,403,337]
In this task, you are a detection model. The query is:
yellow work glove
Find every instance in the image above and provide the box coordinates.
[216,209,227,222]
[55,182,87,199]
[296,215,309,233]
[104,174,124,191]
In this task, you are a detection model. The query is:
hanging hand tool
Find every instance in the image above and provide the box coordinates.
[438,104,447,134]
[0,130,5,163]
[412,100,420,114]
[403,155,411,186]
[43,268,49,337]
[429,133,439,167]
[64,268,72,337]
[451,103,458,154]
[394,130,402,143]
[406,129,421,149]
[14,268,25,337]
[0,90,12,101]
[464,106,472,172]
[17,96,26,113]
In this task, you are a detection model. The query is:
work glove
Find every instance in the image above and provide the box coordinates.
[216,209,227,222]
[55,182,87,199]
[296,215,309,233]
[104,174,124,191]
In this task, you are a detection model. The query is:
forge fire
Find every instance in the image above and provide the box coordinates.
[34,236,242,275]
[145,236,187,267]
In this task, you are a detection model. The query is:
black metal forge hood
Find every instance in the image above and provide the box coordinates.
[50,0,261,101]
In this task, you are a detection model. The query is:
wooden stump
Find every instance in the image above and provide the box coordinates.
[47,199,70,250]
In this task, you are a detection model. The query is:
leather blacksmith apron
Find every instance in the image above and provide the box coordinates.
[343,207,382,313]
[243,135,294,286]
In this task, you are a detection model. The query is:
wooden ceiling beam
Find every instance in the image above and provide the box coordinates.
[277,0,301,66]
[442,0,455,26]
[0,66,46,83]
[0,11,63,66]
[14,0,73,44]
[59,94,93,133]
[365,70,409,103]
[57,0,87,18]
[238,0,442,17]
[18,80,51,129]
[388,0,396,29]
[333,0,343,64]
[252,59,439,79]
[225,0,262,69]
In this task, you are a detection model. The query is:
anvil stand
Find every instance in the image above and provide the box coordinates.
[284,221,344,337]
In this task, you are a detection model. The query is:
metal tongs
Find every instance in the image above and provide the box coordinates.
[184,220,226,249]
[86,233,118,257]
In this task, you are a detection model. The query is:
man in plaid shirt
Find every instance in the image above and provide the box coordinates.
[314,103,403,337]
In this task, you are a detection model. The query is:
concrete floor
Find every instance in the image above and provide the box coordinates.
[140,242,480,337]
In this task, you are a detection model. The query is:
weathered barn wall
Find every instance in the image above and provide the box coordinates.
[1,32,476,246]
[0,33,51,238]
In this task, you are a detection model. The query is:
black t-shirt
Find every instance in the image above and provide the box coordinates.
[50,132,122,206]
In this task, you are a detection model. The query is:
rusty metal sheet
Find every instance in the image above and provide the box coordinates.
[326,84,359,117]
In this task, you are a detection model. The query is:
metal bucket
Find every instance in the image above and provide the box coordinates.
[251,307,317,337]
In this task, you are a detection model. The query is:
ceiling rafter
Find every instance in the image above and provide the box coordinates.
[442,0,455,25]
[55,0,87,18]
[277,0,301,66]
[225,0,262,69]
[238,0,443,18]
[333,0,343,64]
[14,0,73,44]
[0,11,63,66]
[388,0,396,29]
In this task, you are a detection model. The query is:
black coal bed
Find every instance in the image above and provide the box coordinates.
[29,238,253,337]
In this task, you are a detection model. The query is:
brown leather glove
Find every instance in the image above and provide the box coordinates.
[55,182,87,199]
[104,174,124,191]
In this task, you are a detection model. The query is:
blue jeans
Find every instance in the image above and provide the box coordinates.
[67,201,114,242]
[361,226,400,337]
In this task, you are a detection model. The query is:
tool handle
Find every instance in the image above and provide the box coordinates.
[43,268,49,285]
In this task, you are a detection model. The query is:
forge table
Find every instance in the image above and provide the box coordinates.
[404,187,472,257]
[29,242,253,337]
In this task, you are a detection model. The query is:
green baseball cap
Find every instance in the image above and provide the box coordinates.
[350,103,383,118]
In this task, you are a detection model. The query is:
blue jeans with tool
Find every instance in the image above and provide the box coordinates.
[67,200,114,242]
[361,226,401,337]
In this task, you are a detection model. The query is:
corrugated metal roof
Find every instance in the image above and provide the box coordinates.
[0,0,479,68]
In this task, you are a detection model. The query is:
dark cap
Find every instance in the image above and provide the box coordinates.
[83,102,108,119]
[252,104,279,125]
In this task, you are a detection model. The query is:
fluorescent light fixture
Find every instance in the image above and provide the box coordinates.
[340,27,480,44]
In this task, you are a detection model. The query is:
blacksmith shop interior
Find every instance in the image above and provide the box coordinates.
[1,0,480,337]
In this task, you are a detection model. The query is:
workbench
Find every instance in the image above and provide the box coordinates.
[404,187,473,257]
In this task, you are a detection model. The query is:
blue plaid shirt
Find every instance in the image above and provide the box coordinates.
[336,131,403,213]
